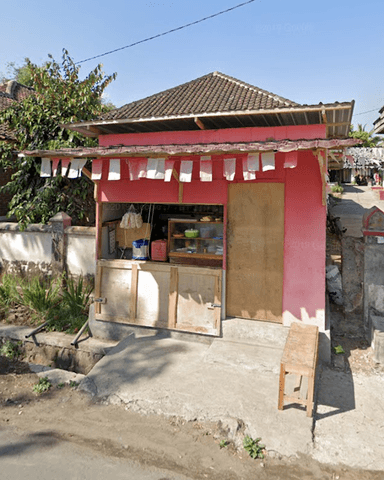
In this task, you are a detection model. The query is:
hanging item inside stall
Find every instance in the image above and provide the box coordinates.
[120,204,143,229]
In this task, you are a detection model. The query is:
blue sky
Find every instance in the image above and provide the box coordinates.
[1,0,383,130]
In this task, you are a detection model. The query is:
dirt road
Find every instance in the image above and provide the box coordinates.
[1,356,383,480]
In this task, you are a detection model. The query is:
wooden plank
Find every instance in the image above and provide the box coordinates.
[194,117,206,130]
[179,182,183,204]
[82,167,93,181]
[214,274,222,332]
[94,313,167,328]
[226,183,284,322]
[173,324,209,334]
[168,267,178,328]
[130,263,138,319]
[96,202,103,259]
[94,265,103,315]
[97,259,221,276]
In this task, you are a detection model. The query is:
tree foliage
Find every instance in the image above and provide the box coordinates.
[0,60,34,86]
[0,50,116,228]
[349,124,382,148]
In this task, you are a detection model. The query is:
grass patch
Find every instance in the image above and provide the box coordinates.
[0,274,21,314]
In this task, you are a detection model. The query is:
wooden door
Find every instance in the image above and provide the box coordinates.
[226,183,284,322]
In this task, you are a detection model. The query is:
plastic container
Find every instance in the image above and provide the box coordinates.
[151,239,168,261]
[200,226,213,238]
[132,239,149,260]
[185,229,199,238]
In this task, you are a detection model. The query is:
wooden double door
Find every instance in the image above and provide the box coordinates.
[226,183,285,323]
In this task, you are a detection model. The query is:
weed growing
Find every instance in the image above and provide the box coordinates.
[243,435,265,459]
[0,340,22,359]
[32,377,52,394]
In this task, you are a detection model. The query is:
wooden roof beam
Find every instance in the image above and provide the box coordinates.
[194,117,206,130]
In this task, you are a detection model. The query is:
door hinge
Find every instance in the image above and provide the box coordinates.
[208,303,221,310]
[94,297,107,304]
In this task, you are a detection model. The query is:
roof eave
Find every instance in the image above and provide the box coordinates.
[61,102,355,137]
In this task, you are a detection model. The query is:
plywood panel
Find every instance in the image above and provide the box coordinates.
[177,272,218,334]
[226,183,284,322]
[136,270,170,326]
[100,266,132,317]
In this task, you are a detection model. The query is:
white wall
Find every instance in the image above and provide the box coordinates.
[65,227,96,276]
[0,222,96,278]
[0,223,51,264]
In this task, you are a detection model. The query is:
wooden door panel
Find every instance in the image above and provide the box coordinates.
[226,183,284,322]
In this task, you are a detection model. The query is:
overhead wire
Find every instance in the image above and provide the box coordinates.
[75,0,256,65]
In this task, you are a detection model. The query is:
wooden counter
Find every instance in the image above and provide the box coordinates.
[94,259,222,336]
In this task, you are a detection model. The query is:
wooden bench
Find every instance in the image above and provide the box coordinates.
[278,322,319,417]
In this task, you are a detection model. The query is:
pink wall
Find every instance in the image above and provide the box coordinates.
[96,125,327,329]
[282,150,326,326]
[99,125,326,147]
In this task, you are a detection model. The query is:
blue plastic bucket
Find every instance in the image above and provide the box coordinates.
[132,239,149,260]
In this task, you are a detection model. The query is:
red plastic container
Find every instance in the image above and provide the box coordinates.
[151,240,168,261]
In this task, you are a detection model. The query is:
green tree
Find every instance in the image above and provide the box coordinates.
[0,59,34,86]
[349,124,382,148]
[0,50,116,228]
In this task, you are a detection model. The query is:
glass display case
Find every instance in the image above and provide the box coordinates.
[168,219,223,267]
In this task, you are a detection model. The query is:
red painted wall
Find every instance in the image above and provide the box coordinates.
[282,150,326,324]
[99,125,326,147]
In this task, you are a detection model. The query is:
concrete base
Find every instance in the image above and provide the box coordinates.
[371,315,384,364]
[80,333,314,457]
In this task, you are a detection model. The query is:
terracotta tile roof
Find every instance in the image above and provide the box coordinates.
[101,71,299,121]
[0,91,15,141]
[0,81,34,141]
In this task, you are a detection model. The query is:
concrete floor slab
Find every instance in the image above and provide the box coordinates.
[313,367,384,470]
[81,334,313,458]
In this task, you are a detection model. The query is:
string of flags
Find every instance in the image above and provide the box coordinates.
[40,152,298,182]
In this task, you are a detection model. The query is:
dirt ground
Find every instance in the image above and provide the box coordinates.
[1,356,383,480]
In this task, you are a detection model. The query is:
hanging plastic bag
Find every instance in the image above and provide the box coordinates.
[120,204,143,229]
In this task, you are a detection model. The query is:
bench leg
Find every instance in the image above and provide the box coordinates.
[278,363,286,410]
[306,373,315,417]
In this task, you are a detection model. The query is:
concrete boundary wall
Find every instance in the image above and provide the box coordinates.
[0,215,96,278]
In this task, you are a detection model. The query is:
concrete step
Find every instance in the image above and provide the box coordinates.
[221,317,289,348]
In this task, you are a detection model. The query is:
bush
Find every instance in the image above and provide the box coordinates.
[20,275,61,323]
[1,273,93,333]
[331,184,344,194]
